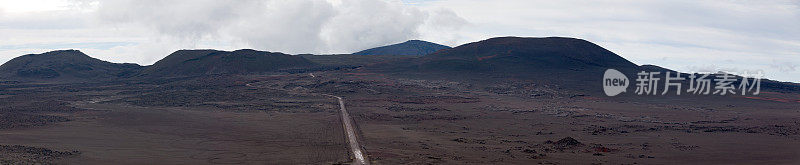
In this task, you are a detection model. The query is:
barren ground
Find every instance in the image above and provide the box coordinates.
[1,72,799,164]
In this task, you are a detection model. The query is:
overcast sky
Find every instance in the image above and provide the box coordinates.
[1,0,798,82]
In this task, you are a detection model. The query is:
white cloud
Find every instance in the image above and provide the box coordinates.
[91,0,452,55]
[94,0,252,43]
[0,0,72,13]
[321,0,427,52]
[771,60,798,72]
[417,8,469,46]
[226,0,335,53]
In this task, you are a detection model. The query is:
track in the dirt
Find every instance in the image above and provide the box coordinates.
[326,94,368,165]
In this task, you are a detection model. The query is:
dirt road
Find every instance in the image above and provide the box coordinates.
[327,94,369,165]
[248,79,368,164]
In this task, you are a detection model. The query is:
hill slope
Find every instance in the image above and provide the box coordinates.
[371,37,638,77]
[367,37,799,93]
[139,49,315,77]
[353,40,451,56]
[0,50,142,81]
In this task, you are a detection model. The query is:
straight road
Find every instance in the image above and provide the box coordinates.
[249,75,368,165]
[326,94,368,165]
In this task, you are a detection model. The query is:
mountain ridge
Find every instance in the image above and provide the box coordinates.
[1,37,798,89]
[138,49,316,77]
[0,50,142,81]
[368,37,639,76]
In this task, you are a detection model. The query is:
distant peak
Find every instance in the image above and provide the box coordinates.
[45,49,83,54]
[462,37,597,49]
[233,49,274,54]
[175,49,219,52]
[403,40,441,44]
[172,49,280,54]
[234,49,258,52]
[353,40,451,56]
[56,49,79,51]
[484,36,586,42]
[32,49,90,58]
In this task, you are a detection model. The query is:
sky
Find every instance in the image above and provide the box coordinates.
[0,0,798,82]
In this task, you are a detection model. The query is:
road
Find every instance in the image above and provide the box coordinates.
[305,73,367,164]
[326,94,369,165]
[247,79,368,164]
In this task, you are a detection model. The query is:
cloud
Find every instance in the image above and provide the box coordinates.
[90,0,458,54]
[226,0,335,53]
[321,0,427,53]
[94,0,253,43]
[417,8,469,46]
[771,60,798,72]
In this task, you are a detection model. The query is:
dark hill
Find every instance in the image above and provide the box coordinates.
[640,64,675,72]
[359,37,646,94]
[420,37,637,71]
[366,37,799,94]
[372,37,638,77]
[0,50,142,81]
[353,40,451,56]
[139,49,315,77]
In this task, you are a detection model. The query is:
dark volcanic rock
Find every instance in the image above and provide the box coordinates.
[554,137,583,147]
[0,144,80,164]
[353,40,451,56]
[139,49,316,77]
[0,50,142,81]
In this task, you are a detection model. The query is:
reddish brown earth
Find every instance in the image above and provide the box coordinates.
[1,71,799,164]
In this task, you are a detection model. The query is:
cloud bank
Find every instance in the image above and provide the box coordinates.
[93,0,458,55]
[1,0,465,65]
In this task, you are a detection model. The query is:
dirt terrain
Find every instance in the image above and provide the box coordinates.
[1,70,799,165]
[0,77,350,164]
[311,71,800,164]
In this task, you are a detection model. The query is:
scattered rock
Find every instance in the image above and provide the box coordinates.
[554,137,583,147]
